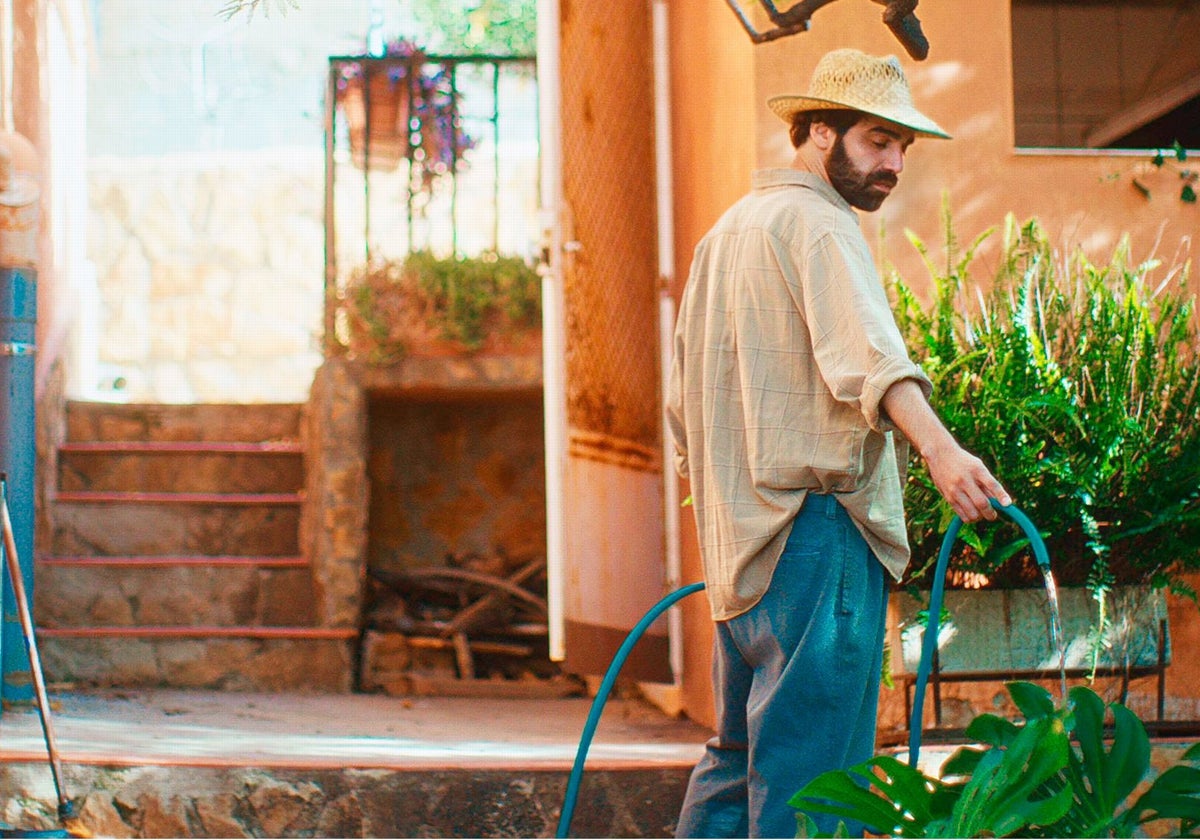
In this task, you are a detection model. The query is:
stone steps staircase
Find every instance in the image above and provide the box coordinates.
[35,402,355,691]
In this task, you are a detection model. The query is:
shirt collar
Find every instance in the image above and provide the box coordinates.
[751,168,854,215]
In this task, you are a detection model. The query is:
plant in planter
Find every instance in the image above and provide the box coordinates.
[333,38,476,191]
[893,211,1200,603]
[790,681,1200,838]
[333,249,541,363]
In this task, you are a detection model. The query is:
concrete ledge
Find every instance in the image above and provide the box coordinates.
[0,689,707,838]
[0,764,691,839]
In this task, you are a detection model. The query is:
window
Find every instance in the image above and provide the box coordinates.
[1011,0,1200,149]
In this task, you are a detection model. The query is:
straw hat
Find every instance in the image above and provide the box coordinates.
[767,48,950,139]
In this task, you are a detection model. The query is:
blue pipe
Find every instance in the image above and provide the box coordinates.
[0,267,36,705]
[556,580,706,839]
[907,499,1051,768]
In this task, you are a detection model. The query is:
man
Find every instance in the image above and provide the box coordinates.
[666,48,1011,838]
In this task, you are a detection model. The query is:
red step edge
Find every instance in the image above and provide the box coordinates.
[39,555,308,568]
[38,626,358,640]
[60,441,303,455]
[54,491,304,505]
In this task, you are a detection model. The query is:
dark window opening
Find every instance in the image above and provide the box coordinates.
[1012,0,1200,150]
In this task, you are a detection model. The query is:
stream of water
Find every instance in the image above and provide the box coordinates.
[1041,567,1069,703]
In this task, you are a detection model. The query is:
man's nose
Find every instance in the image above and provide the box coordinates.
[882,146,905,174]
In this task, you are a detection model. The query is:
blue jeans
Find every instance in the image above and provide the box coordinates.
[676,493,888,838]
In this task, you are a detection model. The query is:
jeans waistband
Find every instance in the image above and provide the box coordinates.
[804,491,840,520]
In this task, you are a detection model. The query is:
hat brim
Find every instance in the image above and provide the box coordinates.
[767,94,951,140]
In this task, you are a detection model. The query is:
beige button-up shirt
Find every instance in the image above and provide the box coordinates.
[666,169,932,620]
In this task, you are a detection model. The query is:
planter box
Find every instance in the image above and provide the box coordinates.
[892,585,1173,729]
[894,585,1171,675]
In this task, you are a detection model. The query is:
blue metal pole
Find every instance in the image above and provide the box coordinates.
[0,265,36,704]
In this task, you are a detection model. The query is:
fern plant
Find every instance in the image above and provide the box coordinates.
[893,210,1200,602]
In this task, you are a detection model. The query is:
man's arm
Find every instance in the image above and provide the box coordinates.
[881,378,1012,523]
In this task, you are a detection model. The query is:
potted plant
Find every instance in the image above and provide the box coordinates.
[333,38,476,188]
[889,210,1200,687]
[330,249,541,364]
[790,681,1200,838]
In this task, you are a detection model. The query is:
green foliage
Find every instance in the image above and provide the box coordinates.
[339,250,541,363]
[1147,141,1199,204]
[411,0,537,56]
[894,210,1200,595]
[218,0,298,20]
[791,682,1200,838]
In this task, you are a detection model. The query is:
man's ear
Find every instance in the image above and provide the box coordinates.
[809,120,837,152]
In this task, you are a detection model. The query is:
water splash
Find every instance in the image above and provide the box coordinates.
[1041,566,1068,703]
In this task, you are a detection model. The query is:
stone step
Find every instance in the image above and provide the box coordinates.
[65,401,304,444]
[50,500,301,557]
[38,633,355,691]
[40,554,308,568]
[34,562,316,628]
[45,401,332,693]
[59,442,303,494]
[0,691,704,837]
[55,490,304,505]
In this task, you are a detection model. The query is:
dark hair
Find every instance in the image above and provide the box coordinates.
[789,108,862,148]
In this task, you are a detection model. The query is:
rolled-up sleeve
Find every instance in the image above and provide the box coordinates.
[793,227,931,433]
[862,354,931,431]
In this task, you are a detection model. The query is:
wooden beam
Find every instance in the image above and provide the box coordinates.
[1086,73,1200,148]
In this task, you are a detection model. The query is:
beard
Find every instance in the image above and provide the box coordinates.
[827,135,899,212]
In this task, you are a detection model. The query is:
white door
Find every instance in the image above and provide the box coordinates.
[538,0,673,682]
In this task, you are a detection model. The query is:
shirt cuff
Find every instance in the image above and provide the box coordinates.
[862,356,932,432]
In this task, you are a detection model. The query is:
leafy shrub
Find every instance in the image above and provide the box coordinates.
[790,681,1200,838]
[337,250,541,363]
[893,211,1200,600]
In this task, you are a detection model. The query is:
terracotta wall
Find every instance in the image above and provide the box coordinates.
[668,0,1200,729]
[750,1,1200,301]
[667,1,756,729]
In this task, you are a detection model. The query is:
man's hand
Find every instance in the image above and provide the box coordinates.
[880,379,1012,523]
[921,438,1010,523]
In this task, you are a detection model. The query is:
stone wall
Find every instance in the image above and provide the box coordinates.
[2,763,689,838]
[367,393,546,577]
[304,354,545,689]
[84,150,326,403]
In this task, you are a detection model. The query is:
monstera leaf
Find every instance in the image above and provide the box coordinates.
[790,682,1200,838]
[1054,684,1150,835]
[932,715,1073,838]
[1119,742,1200,837]
[789,755,935,837]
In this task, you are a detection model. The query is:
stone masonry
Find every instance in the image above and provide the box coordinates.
[0,763,691,839]
[86,151,326,404]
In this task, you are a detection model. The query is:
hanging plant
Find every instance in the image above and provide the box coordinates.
[334,38,477,193]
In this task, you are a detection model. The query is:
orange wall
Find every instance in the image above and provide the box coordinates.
[668,0,1200,728]
[751,1,1200,298]
[667,0,755,729]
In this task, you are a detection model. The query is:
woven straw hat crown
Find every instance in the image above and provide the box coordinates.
[768,48,949,139]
